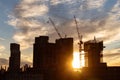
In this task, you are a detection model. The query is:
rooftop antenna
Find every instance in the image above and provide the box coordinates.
[94,36,97,43]
[49,17,62,38]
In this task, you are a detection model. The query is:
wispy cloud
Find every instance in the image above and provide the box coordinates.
[0,45,5,52]
[104,48,120,66]
[0,58,32,67]
[0,44,7,62]
[0,58,8,66]
[0,37,5,41]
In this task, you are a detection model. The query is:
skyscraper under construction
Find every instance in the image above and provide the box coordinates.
[84,40,106,67]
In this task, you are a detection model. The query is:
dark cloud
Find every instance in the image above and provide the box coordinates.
[21,61,32,67]
[104,53,120,58]
[0,58,8,66]
[0,58,32,67]
[104,52,120,66]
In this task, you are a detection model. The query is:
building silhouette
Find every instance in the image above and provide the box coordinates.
[8,43,21,72]
[0,36,120,80]
[81,39,120,80]
[33,36,56,72]
[55,37,73,70]
[33,36,73,72]
[1,36,73,80]
[84,40,106,67]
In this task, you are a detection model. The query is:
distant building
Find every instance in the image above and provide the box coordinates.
[8,43,21,72]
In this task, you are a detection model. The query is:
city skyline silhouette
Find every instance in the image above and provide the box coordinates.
[0,35,120,80]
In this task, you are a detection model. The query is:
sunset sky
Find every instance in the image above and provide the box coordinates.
[0,0,120,66]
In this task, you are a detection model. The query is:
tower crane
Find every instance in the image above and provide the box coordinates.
[49,17,62,38]
[74,16,84,67]
[74,16,83,52]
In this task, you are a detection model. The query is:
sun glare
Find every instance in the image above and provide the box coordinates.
[72,51,85,69]
[72,52,80,68]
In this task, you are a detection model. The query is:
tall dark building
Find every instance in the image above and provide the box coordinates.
[9,43,21,72]
[33,36,73,71]
[33,36,56,71]
[84,40,106,67]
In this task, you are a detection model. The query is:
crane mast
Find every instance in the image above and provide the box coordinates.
[49,18,62,38]
[74,16,84,67]
[74,16,83,51]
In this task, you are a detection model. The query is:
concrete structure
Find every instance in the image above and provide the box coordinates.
[84,40,106,67]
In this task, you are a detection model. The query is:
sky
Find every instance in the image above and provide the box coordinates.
[0,0,120,67]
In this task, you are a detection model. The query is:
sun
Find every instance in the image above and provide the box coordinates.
[72,51,85,69]
[72,52,80,68]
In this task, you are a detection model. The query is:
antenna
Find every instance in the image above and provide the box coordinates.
[49,17,62,38]
[94,36,97,42]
